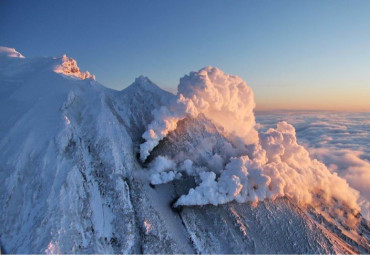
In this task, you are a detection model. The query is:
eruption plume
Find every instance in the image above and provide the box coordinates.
[140,66,361,225]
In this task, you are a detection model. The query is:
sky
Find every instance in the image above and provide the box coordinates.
[1,0,369,111]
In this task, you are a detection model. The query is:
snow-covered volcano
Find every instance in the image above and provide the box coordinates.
[0,47,369,254]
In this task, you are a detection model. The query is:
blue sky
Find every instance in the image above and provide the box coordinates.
[1,0,369,110]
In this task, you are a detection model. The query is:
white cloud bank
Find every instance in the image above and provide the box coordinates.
[140,67,362,225]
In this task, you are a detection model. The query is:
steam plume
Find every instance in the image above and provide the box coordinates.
[140,66,361,224]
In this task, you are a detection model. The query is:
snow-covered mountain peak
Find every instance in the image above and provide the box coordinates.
[134,75,152,85]
[124,75,163,94]
[53,54,95,80]
[0,46,25,58]
[0,47,95,82]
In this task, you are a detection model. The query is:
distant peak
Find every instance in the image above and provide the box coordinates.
[53,54,95,80]
[133,75,154,85]
[126,75,160,91]
[0,46,25,58]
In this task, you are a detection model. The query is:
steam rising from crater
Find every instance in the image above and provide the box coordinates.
[177,67,258,144]
[140,66,257,161]
[140,66,361,223]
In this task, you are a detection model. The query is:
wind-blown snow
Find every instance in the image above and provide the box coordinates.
[53,55,95,80]
[0,46,25,58]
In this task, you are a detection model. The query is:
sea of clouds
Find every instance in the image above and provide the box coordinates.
[139,66,367,225]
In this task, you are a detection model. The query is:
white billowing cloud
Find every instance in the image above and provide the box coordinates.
[309,147,370,220]
[140,67,362,225]
[150,171,180,185]
[256,111,370,219]
[175,170,243,206]
[175,122,360,216]
[309,148,370,200]
[179,159,194,175]
[140,66,257,162]
[149,155,176,173]
[177,66,258,145]
[148,156,182,185]
[140,95,198,161]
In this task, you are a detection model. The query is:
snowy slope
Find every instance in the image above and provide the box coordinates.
[0,47,369,254]
[0,48,138,253]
